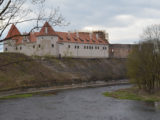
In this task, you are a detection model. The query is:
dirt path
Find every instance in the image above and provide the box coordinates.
[0,80,129,98]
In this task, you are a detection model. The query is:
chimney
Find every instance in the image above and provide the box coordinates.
[68,31,71,36]
[105,33,109,41]
[96,33,99,40]
[67,31,71,40]
[89,32,92,39]
[76,32,79,38]
[45,27,48,34]
[93,31,106,40]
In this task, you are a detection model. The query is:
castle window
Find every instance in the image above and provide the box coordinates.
[75,46,79,49]
[80,38,84,42]
[20,47,22,50]
[39,44,41,48]
[95,46,97,49]
[89,46,92,49]
[86,38,90,42]
[59,37,63,40]
[74,38,78,41]
[52,44,54,48]
[33,45,35,49]
[68,45,70,48]
[84,46,86,49]
[67,36,70,40]
[103,47,107,50]
[16,47,18,50]
[87,46,88,49]
[5,48,7,51]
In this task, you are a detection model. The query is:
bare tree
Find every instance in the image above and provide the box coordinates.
[0,0,69,42]
[0,0,69,70]
[128,24,160,93]
[141,24,160,41]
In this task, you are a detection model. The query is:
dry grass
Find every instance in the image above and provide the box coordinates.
[0,53,127,91]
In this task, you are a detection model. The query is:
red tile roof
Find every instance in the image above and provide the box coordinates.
[6,24,21,38]
[6,22,109,45]
[38,22,57,36]
[5,24,24,45]
[6,24,22,43]
[56,32,108,45]
[30,32,39,43]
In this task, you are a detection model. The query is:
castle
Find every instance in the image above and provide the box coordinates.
[4,22,109,58]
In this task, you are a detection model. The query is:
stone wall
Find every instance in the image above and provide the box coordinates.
[109,44,133,58]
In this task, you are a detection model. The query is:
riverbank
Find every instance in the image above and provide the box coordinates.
[104,86,160,102]
[0,80,129,99]
[0,53,127,91]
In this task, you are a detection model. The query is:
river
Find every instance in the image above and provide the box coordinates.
[0,85,159,120]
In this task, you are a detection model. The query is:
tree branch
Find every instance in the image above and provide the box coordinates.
[0,0,11,17]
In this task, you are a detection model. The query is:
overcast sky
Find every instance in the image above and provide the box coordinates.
[1,0,160,52]
[45,0,160,44]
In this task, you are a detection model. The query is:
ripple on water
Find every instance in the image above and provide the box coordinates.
[0,85,159,120]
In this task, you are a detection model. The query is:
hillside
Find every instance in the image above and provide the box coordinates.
[0,53,127,91]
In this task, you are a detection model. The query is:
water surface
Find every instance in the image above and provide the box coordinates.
[0,85,159,120]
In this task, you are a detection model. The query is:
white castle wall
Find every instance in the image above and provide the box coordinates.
[4,36,59,57]
[4,36,109,58]
[58,42,108,58]
[4,40,17,52]
[34,36,59,56]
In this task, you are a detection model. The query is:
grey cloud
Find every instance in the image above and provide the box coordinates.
[42,0,160,43]
[3,0,160,44]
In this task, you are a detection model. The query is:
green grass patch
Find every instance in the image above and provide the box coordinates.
[0,91,58,100]
[103,88,160,102]
[0,93,33,100]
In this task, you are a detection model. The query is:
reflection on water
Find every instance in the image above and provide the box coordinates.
[0,85,160,120]
[151,102,160,110]
[155,102,160,109]
[145,102,155,107]
[140,101,160,110]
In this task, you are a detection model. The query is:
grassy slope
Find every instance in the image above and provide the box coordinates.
[40,57,127,82]
[0,53,64,91]
[0,53,127,91]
